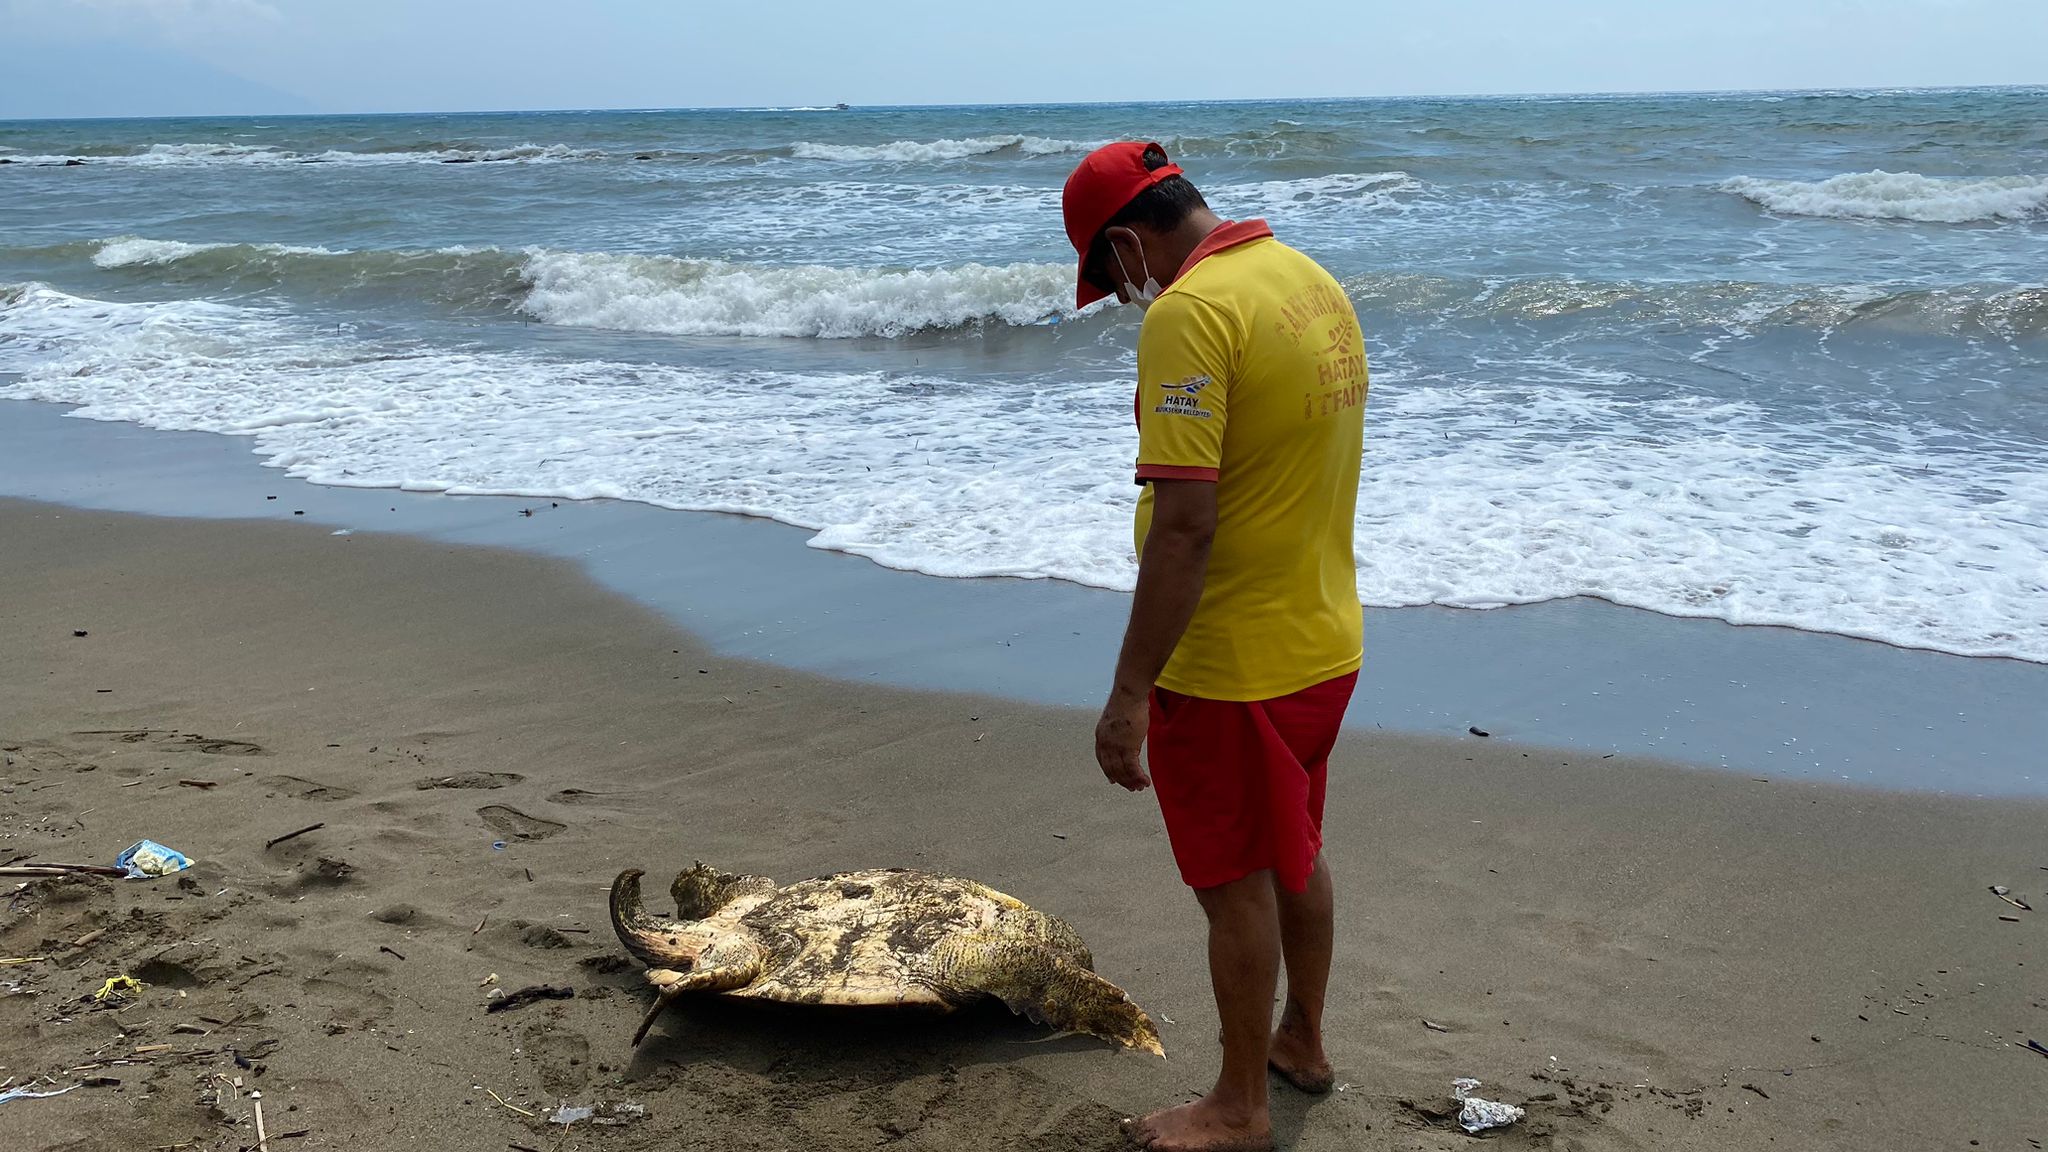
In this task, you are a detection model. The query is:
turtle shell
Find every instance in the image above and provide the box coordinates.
[725,868,1094,1007]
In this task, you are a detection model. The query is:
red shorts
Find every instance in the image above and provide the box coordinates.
[1147,672,1358,893]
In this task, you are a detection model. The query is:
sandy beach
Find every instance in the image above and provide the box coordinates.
[3,498,2044,1151]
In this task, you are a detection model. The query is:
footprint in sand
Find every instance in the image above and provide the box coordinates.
[74,729,266,756]
[478,805,566,841]
[2,742,87,774]
[135,942,229,989]
[262,775,358,802]
[519,1021,592,1093]
[549,787,626,805]
[415,771,523,790]
[301,960,395,1029]
[306,857,358,885]
[518,922,578,949]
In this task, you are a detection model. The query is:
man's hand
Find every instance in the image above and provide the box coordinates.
[1094,688,1152,791]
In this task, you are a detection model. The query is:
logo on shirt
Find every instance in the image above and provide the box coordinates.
[1153,394,1213,419]
[1319,317,1359,359]
[1315,317,1366,389]
[1151,374,1215,419]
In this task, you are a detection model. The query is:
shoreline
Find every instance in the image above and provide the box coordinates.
[2,500,2043,1152]
[3,398,2045,796]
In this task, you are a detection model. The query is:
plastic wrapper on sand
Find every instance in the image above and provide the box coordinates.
[116,840,192,878]
[1452,1078,1525,1134]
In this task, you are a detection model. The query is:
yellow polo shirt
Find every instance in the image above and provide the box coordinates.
[1132,220,1367,701]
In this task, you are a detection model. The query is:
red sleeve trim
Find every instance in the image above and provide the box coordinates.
[1135,464,1220,484]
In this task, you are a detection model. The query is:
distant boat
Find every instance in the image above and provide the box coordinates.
[834,103,850,111]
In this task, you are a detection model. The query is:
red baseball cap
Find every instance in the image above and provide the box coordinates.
[1062,141,1184,309]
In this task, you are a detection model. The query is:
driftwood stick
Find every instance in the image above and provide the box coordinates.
[483,1086,534,1117]
[0,864,126,877]
[263,824,325,850]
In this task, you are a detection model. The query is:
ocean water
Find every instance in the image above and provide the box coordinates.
[2,91,2045,663]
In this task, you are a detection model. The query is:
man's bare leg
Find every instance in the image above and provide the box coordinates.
[1269,854,1335,1092]
[1127,871,1279,1152]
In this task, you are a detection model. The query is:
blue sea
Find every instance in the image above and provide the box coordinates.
[3,90,2045,663]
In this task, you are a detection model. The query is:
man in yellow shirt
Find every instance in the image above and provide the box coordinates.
[1063,141,1367,1152]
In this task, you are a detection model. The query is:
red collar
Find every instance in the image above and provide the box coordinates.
[1174,219,1274,281]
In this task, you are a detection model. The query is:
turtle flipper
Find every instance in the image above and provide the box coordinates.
[932,932,1165,1057]
[631,939,766,1046]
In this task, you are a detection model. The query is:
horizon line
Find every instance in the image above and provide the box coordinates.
[3,82,2040,126]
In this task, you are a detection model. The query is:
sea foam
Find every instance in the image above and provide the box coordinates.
[790,136,1102,162]
[3,284,2043,665]
[1720,170,2048,223]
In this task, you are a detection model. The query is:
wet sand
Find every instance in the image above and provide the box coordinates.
[7,396,2045,795]
[3,499,2043,1151]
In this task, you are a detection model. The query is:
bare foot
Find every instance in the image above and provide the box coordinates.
[1123,1097,1272,1152]
[1267,1012,1333,1094]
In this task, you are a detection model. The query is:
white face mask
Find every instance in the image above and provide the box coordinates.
[1111,238,1162,310]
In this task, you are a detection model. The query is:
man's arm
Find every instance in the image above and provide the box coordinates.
[1095,478,1218,791]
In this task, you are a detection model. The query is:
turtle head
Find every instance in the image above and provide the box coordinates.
[609,868,722,968]
[670,862,776,921]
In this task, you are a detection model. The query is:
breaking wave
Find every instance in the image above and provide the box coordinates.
[517,252,1072,338]
[64,237,1069,337]
[0,141,605,167]
[91,237,335,268]
[70,238,531,312]
[54,234,2048,340]
[1720,170,2048,223]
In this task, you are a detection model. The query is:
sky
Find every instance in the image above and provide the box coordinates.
[2,0,2045,118]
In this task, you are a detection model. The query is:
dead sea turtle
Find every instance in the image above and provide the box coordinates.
[608,863,1164,1056]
